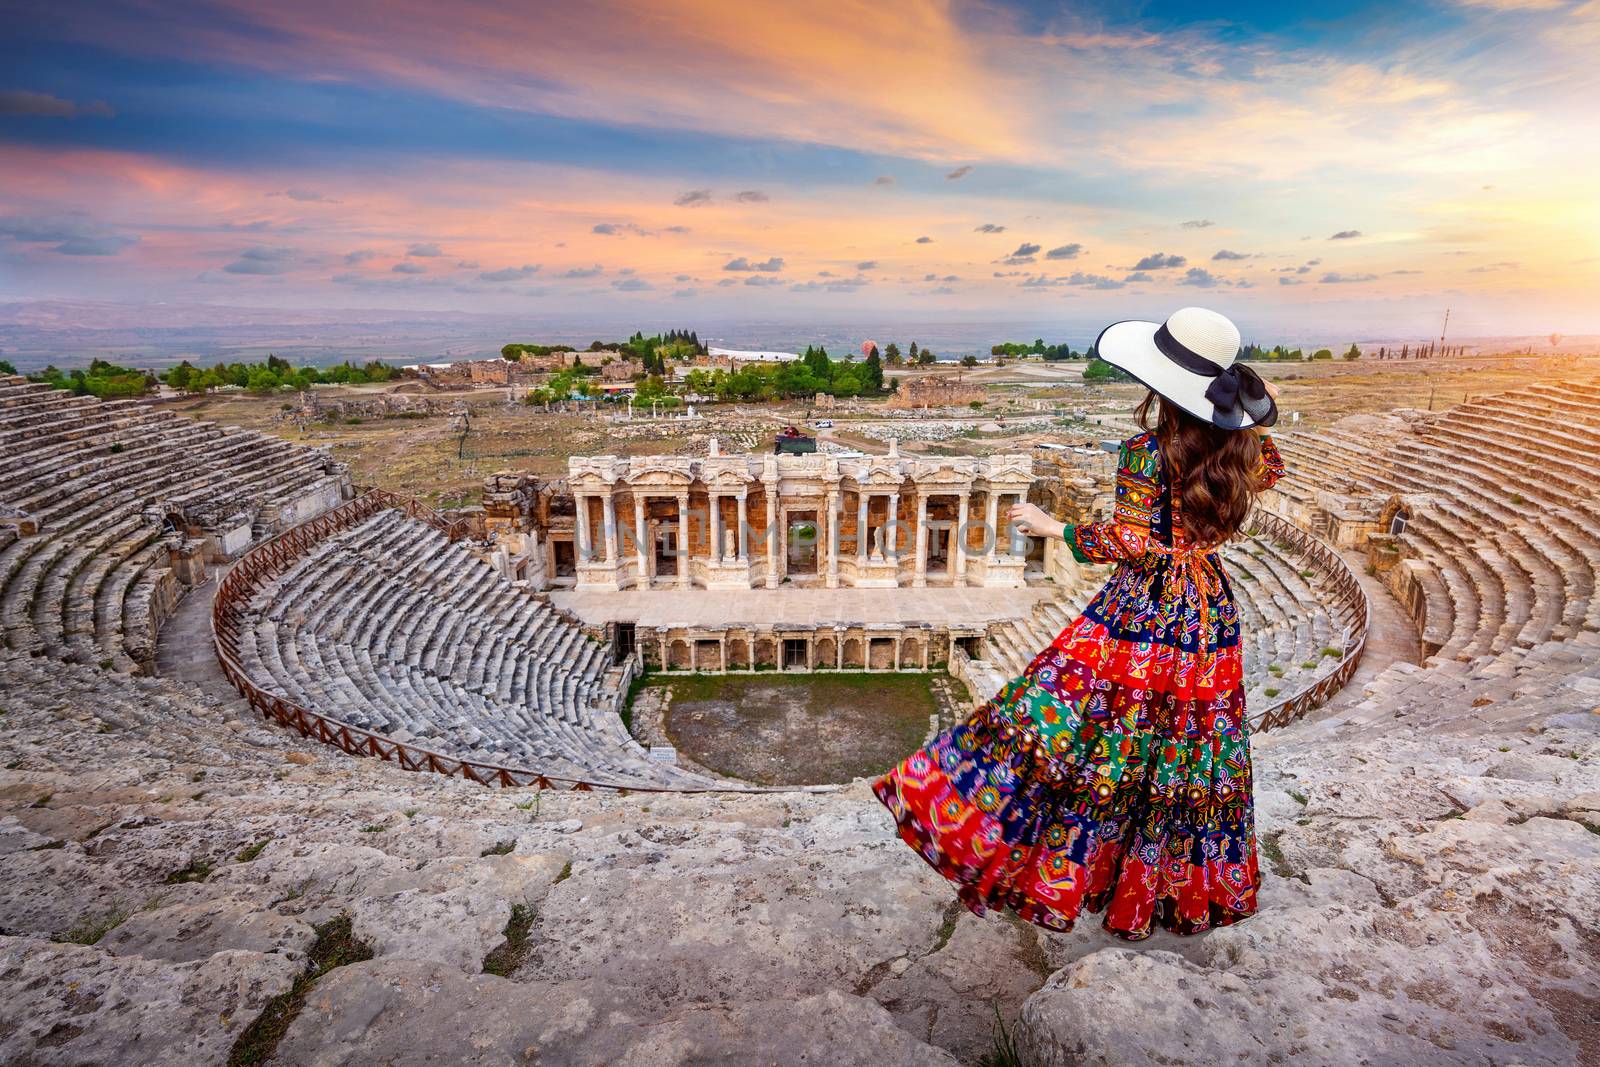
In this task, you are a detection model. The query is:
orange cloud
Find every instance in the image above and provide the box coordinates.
[53,0,1028,162]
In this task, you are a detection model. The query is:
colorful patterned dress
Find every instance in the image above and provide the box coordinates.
[874,429,1286,940]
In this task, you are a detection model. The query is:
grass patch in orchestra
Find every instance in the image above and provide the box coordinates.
[653,671,940,786]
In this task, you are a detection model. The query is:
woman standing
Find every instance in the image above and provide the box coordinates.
[874,307,1285,941]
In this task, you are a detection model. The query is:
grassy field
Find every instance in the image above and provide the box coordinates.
[652,672,939,786]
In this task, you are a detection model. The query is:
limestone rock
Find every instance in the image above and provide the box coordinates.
[0,936,299,1066]
[275,959,959,1066]
[100,897,317,964]
[350,885,513,975]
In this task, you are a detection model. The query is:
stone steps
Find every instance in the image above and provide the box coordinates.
[236,510,711,788]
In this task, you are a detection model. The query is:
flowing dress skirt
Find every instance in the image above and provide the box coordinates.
[872,558,1260,940]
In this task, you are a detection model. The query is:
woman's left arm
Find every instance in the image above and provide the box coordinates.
[1250,379,1286,489]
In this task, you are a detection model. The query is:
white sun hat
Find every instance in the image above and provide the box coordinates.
[1094,306,1277,430]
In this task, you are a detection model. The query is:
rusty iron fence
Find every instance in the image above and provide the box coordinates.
[212,489,778,793]
[1246,509,1371,732]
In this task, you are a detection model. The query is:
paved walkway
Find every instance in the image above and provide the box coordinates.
[1311,547,1422,717]
[154,578,244,704]
[552,585,1051,630]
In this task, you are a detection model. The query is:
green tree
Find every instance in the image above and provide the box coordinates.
[163,361,196,392]
[1343,343,1362,361]
[1083,358,1131,383]
[883,342,901,365]
[0,359,16,376]
[246,367,281,394]
[863,348,884,394]
[960,354,979,367]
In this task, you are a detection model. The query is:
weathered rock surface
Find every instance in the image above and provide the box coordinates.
[276,961,962,1066]
[0,631,1597,1066]
[100,897,318,964]
[0,937,299,1066]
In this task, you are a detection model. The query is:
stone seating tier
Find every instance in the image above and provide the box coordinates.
[236,509,712,789]
[1275,378,1600,663]
[0,376,350,671]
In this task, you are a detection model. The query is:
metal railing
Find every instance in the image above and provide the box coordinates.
[211,489,778,792]
[1246,509,1371,731]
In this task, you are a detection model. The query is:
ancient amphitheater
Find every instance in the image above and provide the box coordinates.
[1,372,1596,1066]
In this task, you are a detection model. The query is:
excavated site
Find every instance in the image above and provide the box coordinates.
[1,373,1597,1066]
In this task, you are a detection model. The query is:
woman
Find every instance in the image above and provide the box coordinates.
[874,307,1286,941]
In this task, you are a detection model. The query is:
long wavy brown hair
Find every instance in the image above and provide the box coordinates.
[1136,389,1267,549]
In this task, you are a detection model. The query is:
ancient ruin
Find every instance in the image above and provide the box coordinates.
[1,372,1597,1065]
[886,372,987,410]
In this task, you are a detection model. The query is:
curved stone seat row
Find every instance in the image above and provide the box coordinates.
[0,376,348,671]
[236,508,712,788]
[1276,379,1600,662]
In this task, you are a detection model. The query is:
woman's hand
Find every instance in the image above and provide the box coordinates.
[1007,501,1061,539]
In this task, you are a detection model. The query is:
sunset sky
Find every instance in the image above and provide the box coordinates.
[2,0,1598,337]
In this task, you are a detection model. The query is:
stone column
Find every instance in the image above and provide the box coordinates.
[634,494,649,586]
[985,491,1000,558]
[913,493,928,588]
[602,491,618,563]
[765,487,779,588]
[676,492,691,589]
[825,487,840,589]
[953,489,969,587]
[887,490,900,562]
[574,492,590,561]
[736,493,749,561]
[708,490,722,564]
[856,491,869,564]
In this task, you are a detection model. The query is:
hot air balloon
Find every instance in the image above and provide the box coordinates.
[862,340,879,358]
[1549,333,1563,348]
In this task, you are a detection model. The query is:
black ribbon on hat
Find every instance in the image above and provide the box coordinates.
[1153,323,1278,429]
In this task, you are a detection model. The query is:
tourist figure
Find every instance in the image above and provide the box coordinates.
[874,307,1285,940]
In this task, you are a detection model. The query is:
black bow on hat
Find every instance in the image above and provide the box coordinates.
[1204,363,1277,429]
[1153,323,1278,429]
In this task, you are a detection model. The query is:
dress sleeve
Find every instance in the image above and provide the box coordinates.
[1255,433,1286,490]
[1065,437,1158,564]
